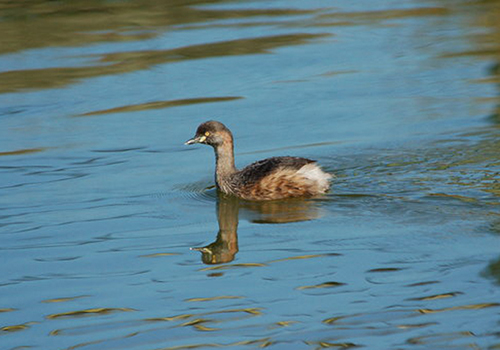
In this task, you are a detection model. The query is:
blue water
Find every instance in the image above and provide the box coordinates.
[1,0,500,349]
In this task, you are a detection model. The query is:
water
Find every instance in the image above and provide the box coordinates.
[1,0,499,349]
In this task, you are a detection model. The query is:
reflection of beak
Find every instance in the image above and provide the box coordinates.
[190,247,210,252]
[184,135,206,145]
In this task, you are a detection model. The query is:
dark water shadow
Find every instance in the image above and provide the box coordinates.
[191,192,324,264]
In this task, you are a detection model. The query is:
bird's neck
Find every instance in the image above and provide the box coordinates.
[214,141,237,187]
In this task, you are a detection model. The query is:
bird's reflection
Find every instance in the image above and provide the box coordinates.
[191,194,240,265]
[191,193,324,265]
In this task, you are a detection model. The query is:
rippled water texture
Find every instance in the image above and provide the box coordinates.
[1,0,500,349]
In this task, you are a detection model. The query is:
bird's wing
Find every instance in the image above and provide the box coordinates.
[237,156,315,185]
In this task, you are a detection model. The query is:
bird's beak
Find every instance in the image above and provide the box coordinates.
[184,135,206,145]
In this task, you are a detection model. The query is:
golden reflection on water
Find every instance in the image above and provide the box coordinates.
[1,323,33,333]
[185,295,244,302]
[0,148,46,157]
[46,307,136,319]
[41,295,90,303]
[0,308,16,313]
[416,302,500,314]
[296,281,346,290]
[77,96,243,117]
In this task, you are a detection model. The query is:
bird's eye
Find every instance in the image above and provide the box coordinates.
[205,131,210,137]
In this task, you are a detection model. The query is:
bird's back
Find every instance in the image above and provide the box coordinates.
[238,156,314,184]
[231,156,330,200]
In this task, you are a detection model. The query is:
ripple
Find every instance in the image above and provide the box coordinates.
[12,270,150,283]
[91,147,146,153]
[34,256,81,262]
[173,182,218,204]
[407,331,475,346]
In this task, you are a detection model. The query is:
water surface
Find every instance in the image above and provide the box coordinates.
[1,0,500,349]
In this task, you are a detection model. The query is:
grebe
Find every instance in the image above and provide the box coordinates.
[185,121,332,201]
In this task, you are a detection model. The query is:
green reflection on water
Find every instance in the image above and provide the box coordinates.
[0,0,328,93]
[0,33,328,93]
[0,0,315,55]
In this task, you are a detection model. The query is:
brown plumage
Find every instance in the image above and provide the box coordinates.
[185,121,332,201]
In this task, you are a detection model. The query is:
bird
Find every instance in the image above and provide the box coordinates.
[185,121,332,201]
